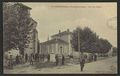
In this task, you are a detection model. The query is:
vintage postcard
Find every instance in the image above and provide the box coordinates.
[3,2,117,74]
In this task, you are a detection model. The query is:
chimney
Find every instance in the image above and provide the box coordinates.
[59,30,61,38]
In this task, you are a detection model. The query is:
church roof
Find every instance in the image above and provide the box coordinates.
[40,39,68,45]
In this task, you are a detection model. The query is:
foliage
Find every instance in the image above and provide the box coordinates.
[3,3,33,55]
[71,27,112,53]
[96,38,112,53]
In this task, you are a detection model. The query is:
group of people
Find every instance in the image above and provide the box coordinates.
[28,53,65,66]
[5,51,97,72]
[6,54,14,69]
[87,53,97,62]
[22,53,65,66]
[4,52,51,69]
[25,53,50,65]
[4,51,25,69]
[55,54,65,66]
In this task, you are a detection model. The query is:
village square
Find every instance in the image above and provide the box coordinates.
[3,2,117,74]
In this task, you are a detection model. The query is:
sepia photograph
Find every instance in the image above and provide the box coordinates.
[3,2,117,74]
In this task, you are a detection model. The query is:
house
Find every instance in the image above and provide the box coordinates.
[40,38,68,55]
[24,19,38,56]
[40,29,73,56]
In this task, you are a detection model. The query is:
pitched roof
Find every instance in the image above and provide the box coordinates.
[51,30,72,37]
[40,39,68,45]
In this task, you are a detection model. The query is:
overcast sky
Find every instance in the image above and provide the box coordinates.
[23,2,117,47]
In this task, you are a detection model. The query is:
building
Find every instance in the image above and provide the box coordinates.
[33,29,39,53]
[40,29,73,56]
[24,18,39,56]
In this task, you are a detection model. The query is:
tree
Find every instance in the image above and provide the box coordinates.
[3,3,33,55]
[96,38,112,53]
[71,27,112,53]
[3,3,19,51]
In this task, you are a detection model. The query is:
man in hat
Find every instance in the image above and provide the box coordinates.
[79,52,86,72]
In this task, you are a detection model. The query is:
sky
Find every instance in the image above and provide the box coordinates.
[22,2,117,47]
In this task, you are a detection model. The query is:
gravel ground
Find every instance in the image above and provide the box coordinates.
[4,56,117,74]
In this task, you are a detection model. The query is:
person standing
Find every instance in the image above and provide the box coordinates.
[94,54,97,61]
[35,53,37,62]
[55,54,58,65]
[47,54,50,62]
[8,55,13,69]
[62,54,65,65]
[19,55,22,64]
[39,54,41,63]
[41,54,44,62]
[43,54,45,62]
[15,54,19,65]
[35,53,39,64]
[29,54,32,65]
[79,52,86,72]
[25,53,28,63]
[37,53,39,62]
[29,53,34,65]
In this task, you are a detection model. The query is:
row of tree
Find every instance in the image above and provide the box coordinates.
[71,27,112,53]
[3,3,33,55]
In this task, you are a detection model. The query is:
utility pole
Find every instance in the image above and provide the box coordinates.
[78,28,81,55]
[78,28,81,71]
